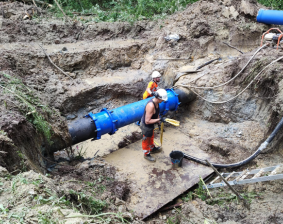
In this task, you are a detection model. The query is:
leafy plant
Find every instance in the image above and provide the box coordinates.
[31,176,45,186]
[195,178,207,201]
[182,191,193,202]
[17,151,27,172]
[242,191,258,204]
[75,145,87,159]
[69,189,107,214]
[0,204,9,215]
[38,210,60,224]
[0,130,7,136]
[167,216,179,224]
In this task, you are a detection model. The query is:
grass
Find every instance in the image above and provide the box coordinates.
[257,0,283,10]
[69,189,107,214]
[47,0,283,23]
[49,0,199,22]
[0,172,127,223]
[38,210,60,224]
[181,177,259,207]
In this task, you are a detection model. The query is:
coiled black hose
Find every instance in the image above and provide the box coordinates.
[184,117,283,168]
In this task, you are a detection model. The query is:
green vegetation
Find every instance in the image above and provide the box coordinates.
[48,0,198,22]
[17,151,27,172]
[38,210,61,224]
[181,178,259,206]
[257,0,283,10]
[0,130,7,136]
[0,173,127,223]
[0,73,53,144]
[69,189,107,214]
[46,0,283,23]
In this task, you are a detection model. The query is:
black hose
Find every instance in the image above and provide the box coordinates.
[266,117,283,143]
[184,117,283,169]
[196,58,220,70]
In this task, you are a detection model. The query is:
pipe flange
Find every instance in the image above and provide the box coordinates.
[86,113,102,140]
[101,108,118,135]
[160,88,180,116]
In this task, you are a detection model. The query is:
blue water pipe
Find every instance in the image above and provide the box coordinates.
[85,88,179,140]
[257,9,283,25]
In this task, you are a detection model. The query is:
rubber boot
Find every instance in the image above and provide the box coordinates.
[151,146,162,154]
[144,154,156,162]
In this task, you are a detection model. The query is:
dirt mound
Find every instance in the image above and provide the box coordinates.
[0,167,137,223]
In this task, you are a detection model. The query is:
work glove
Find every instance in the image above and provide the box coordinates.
[152,91,158,98]
[158,119,166,132]
[160,116,166,123]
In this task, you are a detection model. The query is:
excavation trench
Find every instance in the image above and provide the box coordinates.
[3,0,283,222]
[1,35,282,220]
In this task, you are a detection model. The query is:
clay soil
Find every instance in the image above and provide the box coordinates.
[1,0,283,223]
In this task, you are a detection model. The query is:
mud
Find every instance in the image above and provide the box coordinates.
[1,0,283,223]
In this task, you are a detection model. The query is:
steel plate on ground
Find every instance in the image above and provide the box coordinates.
[105,127,213,219]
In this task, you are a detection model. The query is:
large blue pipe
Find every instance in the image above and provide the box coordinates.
[68,89,181,144]
[257,9,283,25]
[86,89,179,139]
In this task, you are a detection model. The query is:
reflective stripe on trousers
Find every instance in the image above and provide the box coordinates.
[142,133,154,155]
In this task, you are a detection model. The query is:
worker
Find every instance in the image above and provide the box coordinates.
[140,89,167,162]
[136,71,162,126]
[143,71,162,99]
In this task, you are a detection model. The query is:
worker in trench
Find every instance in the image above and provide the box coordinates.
[136,70,162,126]
[140,89,167,162]
[143,70,162,99]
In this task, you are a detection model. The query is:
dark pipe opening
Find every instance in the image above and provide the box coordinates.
[68,117,97,145]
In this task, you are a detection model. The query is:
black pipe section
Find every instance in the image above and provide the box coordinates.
[266,117,283,143]
[184,117,283,169]
[68,117,97,145]
[174,87,196,104]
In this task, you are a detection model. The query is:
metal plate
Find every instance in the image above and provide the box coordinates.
[105,127,213,219]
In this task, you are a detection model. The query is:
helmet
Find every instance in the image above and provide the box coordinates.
[155,89,168,101]
[152,71,161,79]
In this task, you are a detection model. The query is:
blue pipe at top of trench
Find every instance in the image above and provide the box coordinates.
[257,9,283,25]
[85,88,180,140]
